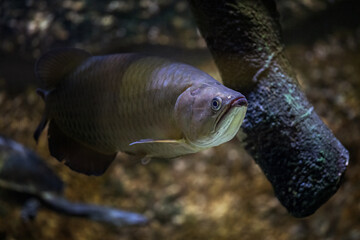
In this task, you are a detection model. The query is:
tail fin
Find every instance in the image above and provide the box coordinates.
[35,48,91,89]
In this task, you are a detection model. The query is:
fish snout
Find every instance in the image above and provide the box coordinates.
[231,97,248,107]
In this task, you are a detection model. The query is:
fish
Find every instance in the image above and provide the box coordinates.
[34,48,248,176]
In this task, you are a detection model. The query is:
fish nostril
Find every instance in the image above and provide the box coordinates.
[233,98,248,107]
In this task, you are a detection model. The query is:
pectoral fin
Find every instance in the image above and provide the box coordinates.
[128,139,196,159]
[129,139,185,146]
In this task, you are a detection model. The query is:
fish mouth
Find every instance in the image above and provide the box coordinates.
[215,96,248,130]
[193,96,247,149]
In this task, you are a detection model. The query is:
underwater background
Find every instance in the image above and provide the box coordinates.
[0,0,360,239]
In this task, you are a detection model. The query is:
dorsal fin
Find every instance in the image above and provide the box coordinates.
[35,48,91,89]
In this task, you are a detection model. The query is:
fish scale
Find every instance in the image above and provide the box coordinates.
[54,56,181,153]
[34,48,247,175]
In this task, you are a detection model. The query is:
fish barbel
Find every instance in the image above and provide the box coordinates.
[34,48,247,175]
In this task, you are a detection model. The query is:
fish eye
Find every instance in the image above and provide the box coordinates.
[211,97,222,111]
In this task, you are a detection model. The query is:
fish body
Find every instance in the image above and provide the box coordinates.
[35,48,247,175]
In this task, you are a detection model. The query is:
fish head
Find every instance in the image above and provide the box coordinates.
[175,82,247,148]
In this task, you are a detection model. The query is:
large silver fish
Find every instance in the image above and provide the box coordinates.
[34,48,247,175]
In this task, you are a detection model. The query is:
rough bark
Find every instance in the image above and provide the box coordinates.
[188,0,349,217]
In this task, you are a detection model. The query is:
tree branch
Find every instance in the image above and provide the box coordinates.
[188,0,349,217]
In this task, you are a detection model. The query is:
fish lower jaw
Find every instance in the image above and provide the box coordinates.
[194,107,246,149]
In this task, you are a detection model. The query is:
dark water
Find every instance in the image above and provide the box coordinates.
[0,1,360,239]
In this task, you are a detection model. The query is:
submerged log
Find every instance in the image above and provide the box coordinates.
[188,0,349,217]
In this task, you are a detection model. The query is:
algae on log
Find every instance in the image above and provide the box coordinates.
[188,0,349,217]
